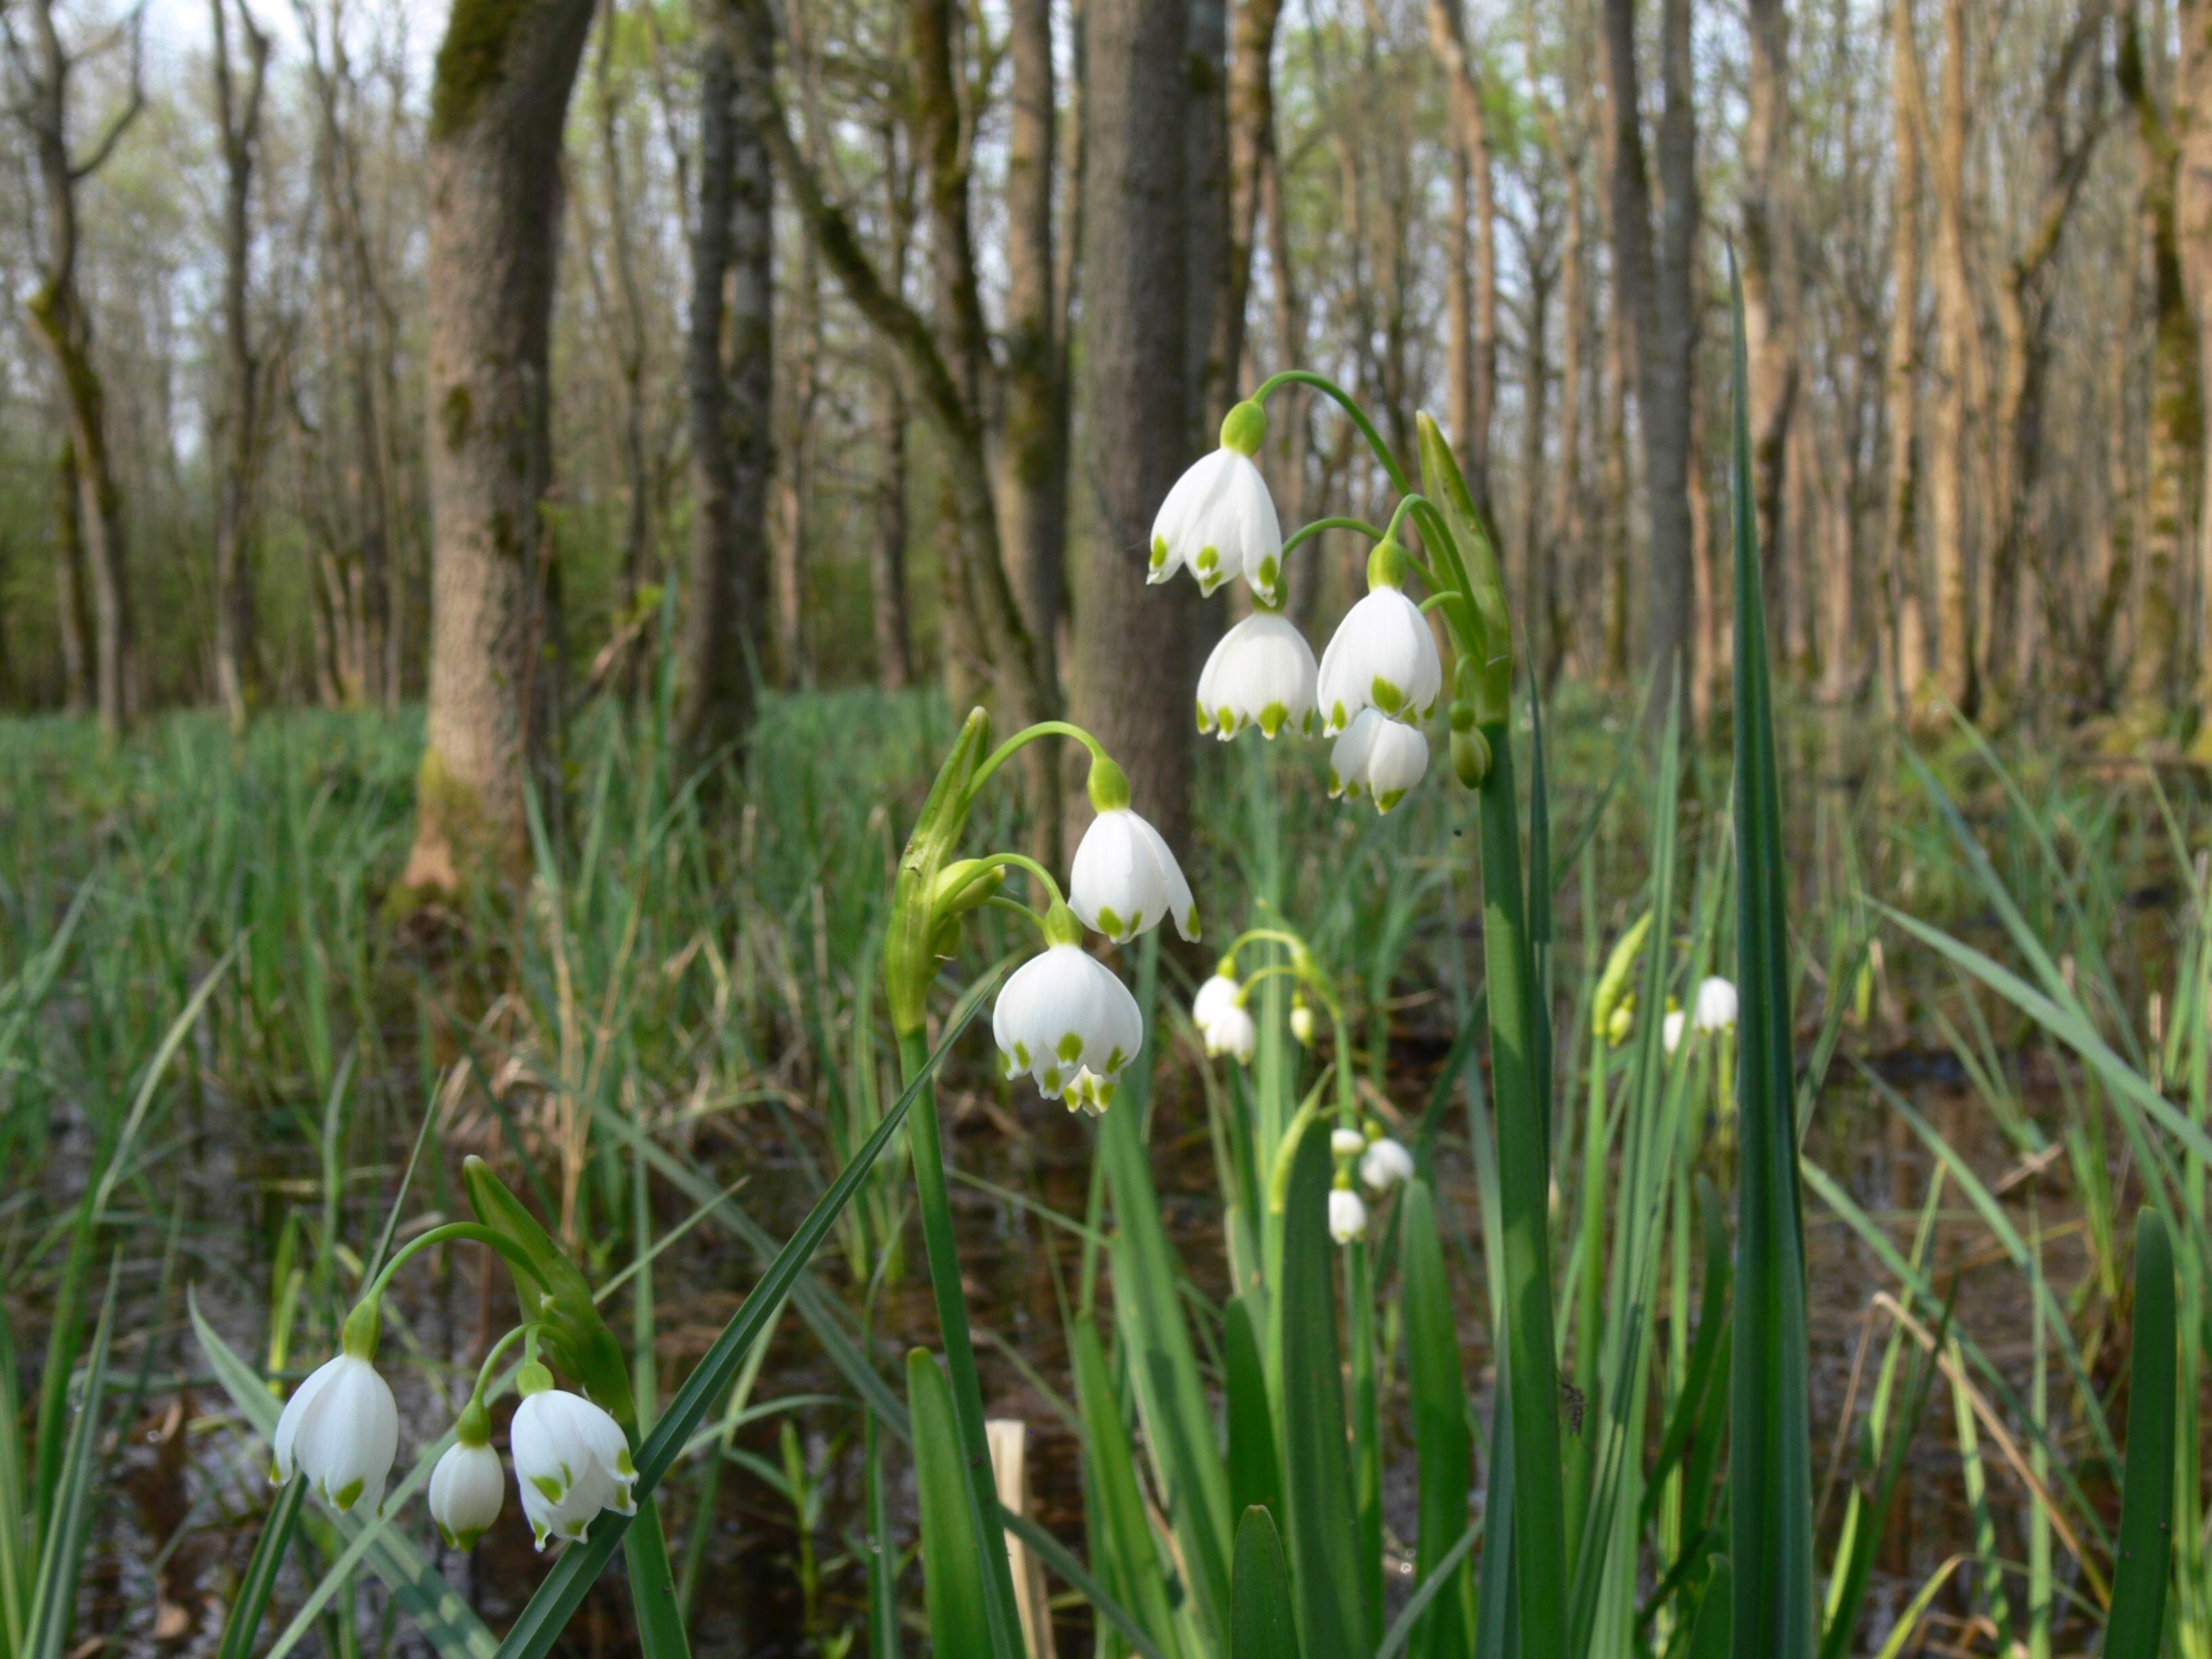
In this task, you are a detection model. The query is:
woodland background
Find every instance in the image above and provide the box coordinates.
[0,0,2196,800]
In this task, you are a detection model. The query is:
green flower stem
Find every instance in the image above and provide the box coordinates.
[1379,493,1431,547]
[467,1324,540,1412]
[1347,1239,1384,1647]
[964,720,1111,808]
[1473,715,1570,1659]
[352,1223,550,1330]
[974,851,1067,910]
[1282,516,1389,560]
[895,1024,1027,1659]
[1251,371,1413,494]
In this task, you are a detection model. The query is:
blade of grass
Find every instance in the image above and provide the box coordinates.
[1724,245,1816,1659]
[1232,1506,1302,1659]
[1403,1177,1473,1659]
[2102,1209,2176,1659]
[909,1350,994,1654]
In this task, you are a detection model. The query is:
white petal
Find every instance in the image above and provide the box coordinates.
[1149,451,1240,592]
[1694,977,1739,1031]
[300,1357,398,1515]
[1330,1128,1367,1157]
[272,1353,346,1483]
[1316,588,1443,733]
[1330,710,1386,799]
[1070,810,1168,942]
[994,945,1143,1102]
[430,1441,506,1547]
[1328,1188,1368,1243]
[1208,1004,1256,1062]
[1361,720,1430,813]
[1216,455,1286,599]
[1127,812,1198,941]
[1360,1138,1415,1191]
[1191,973,1242,1031]
[1663,1010,1687,1053]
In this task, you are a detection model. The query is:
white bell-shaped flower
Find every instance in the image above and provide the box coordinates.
[1694,977,1738,1033]
[1662,1009,1687,1054]
[1329,710,1430,813]
[429,1439,506,1550]
[1316,550,1443,735]
[1328,1186,1368,1244]
[1071,808,1197,943]
[1359,1136,1415,1191]
[1196,611,1318,740]
[994,926,1145,1116]
[1192,972,1256,1062]
[272,1352,399,1515]
[1330,1128,1368,1158]
[1289,1001,1316,1044]
[512,1382,638,1550]
[1148,402,1284,600]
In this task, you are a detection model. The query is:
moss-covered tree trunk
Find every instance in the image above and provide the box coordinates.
[399,0,596,899]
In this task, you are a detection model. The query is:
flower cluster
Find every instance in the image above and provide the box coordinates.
[1324,1122,1415,1243]
[1154,402,1443,815]
[1662,977,1739,1054]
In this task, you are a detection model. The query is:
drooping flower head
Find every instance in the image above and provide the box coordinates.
[1149,401,1284,600]
[1192,970,1256,1062]
[1196,611,1319,741]
[993,908,1145,1116]
[1359,1136,1415,1192]
[1069,759,1197,943]
[511,1370,638,1550]
[272,1345,400,1516]
[1316,539,1443,735]
[1329,709,1430,813]
[1693,977,1739,1033]
[429,1426,506,1551]
[1328,1185,1368,1244]
[1330,1127,1368,1159]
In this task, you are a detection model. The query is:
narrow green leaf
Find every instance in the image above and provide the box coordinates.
[1724,245,1816,1659]
[1402,1179,1473,1659]
[216,1475,308,1659]
[910,1350,994,1657]
[1692,1559,1735,1659]
[23,1262,118,1659]
[1231,1507,1301,1659]
[1276,1124,1366,1659]
[1071,1322,1187,1659]
[2102,1209,2176,1659]
[1224,1296,1280,1526]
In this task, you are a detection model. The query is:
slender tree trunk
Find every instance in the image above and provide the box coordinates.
[1426,0,1498,508]
[1216,0,1284,404]
[1553,146,1586,687]
[1885,0,1926,715]
[874,114,916,691]
[1072,0,1196,847]
[1742,0,1797,657]
[211,0,269,731]
[1187,0,1229,437]
[1650,0,1699,714]
[2175,0,2212,754]
[401,0,596,897]
[1926,0,1978,716]
[1000,0,1066,676]
[20,0,142,739]
[594,2,655,693]
[52,436,91,714]
[680,3,774,770]
[776,237,819,687]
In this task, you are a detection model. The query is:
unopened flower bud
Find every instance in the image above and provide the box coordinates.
[1450,725,1492,789]
[1330,1128,1367,1158]
[1289,1000,1316,1045]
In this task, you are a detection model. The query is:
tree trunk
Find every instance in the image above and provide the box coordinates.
[593,3,655,694]
[20,0,142,739]
[1885,0,1926,716]
[52,436,91,714]
[874,113,916,691]
[1742,0,1797,664]
[1072,0,1197,848]
[1553,142,1586,687]
[2175,0,2212,754]
[679,4,774,770]
[400,0,597,897]
[1186,0,1229,438]
[1650,0,1699,714]
[1216,0,1284,405]
[1925,0,1978,716]
[776,236,819,687]
[211,0,269,731]
[1426,0,1498,509]
[1000,0,1066,676]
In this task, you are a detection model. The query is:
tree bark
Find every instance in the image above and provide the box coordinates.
[1600,0,1695,714]
[1426,0,1498,509]
[592,0,655,693]
[1925,0,1978,715]
[18,0,144,739]
[211,0,270,731]
[400,0,596,897]
[1742,0,1797,662]
[874,112,916,691]
[1884,0,1926,716]
[52,436,91,714]
[1215,0,1285,405]
[1000,0,1067,675]
[2174,0,2212,754]
[679,3,774,769]
[1071,0,1197,848]
[1186,0,1229,437]
[2118,6,2199,741]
